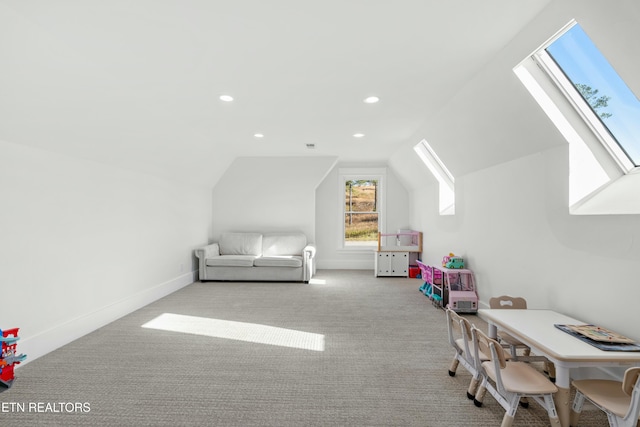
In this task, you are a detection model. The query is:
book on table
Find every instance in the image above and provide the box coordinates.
[554,324,640,352]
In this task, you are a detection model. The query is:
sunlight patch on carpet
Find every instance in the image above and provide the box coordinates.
[142,313,325,351]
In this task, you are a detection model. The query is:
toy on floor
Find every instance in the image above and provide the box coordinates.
[416,260,432,296]
[416,260,444,307]
[415,260,478,313]
[1,328,27,391]
[443,268,478,313]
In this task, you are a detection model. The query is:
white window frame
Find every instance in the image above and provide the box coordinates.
[413,139,455,215]
[534,21,636,173]
[338,168,386,250]
[514,20,640,215]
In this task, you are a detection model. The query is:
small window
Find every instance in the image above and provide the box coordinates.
[537,22,640,172]
[414,139,455,215]
[339,168,385,248]
[344,179,378,245]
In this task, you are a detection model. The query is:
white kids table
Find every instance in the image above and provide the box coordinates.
[478,309,640,427]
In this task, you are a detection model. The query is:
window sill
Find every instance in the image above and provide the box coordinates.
[571,171,640,215]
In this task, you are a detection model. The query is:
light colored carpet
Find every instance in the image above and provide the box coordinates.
[0,270,607,426]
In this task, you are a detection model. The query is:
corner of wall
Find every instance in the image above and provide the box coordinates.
[18,271,197,364]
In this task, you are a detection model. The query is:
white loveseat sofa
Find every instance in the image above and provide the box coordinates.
[195,232,316,283]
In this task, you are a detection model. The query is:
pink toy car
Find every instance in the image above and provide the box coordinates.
[442,268,478,313]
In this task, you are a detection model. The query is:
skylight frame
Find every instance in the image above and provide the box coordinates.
[533,21,639,174]
[413,139,455,215]
[514,19,640,214]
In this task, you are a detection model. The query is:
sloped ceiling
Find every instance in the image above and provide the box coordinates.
[0,0,551,188]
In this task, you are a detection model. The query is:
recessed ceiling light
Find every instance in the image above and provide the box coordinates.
[219,95,234,102]
[353,133,365,138]
[363,96,379,104]
[254,133,264,138]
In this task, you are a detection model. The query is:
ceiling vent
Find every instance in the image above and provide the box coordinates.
[306,144,315,149]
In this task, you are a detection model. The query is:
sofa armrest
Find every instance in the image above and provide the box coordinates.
[303,243,316,283]
[195,243,220,259]
[303,244,316,259]
[195,243,220,280]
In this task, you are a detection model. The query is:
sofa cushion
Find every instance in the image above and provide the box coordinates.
[253,256,303,268]
[262,233,307,256]
[206,255,257,267]
[219,233,262,256]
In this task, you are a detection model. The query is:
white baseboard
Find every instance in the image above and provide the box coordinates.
[316,259,373,270]
[18,271,197,365]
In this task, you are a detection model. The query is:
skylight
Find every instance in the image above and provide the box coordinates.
[539,22,640,171]
[413,140,455,215]
[515,20,640,214]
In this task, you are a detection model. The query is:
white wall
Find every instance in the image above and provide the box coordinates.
[211,156,337,242]
[390,0,640,340]
[315,163,410,269]
[0,140,212,362]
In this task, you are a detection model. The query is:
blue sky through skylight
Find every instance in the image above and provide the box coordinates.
[546,24,640,166]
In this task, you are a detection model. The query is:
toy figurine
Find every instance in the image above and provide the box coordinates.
[445,256,464,269]
[443,252,465,268]
[1,328,27,391]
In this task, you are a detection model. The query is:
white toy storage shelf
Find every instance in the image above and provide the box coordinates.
[374,230,422,277]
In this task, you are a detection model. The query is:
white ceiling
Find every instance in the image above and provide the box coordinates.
[0,0,551,187]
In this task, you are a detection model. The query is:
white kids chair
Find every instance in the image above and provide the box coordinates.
[488,296,530,357]
[570,367,640,427]
[489,295,555,381]
[445,308,488,399]
[471,325,560,427]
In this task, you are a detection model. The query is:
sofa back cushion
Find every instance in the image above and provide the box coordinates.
[219,232,263,256]
[262,232,307,256]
